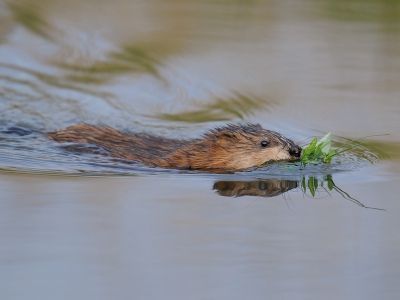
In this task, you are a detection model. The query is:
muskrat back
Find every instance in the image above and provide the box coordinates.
[47,123,301,171]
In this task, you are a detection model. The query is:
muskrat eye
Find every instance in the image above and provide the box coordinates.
[261,140,269,147]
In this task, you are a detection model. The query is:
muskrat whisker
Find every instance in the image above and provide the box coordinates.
[298,137,317,147]
[244,197,261,209]
[286,193,296,211]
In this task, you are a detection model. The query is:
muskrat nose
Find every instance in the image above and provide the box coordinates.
[289,146,302,158]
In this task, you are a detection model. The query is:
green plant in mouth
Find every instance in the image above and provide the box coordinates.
[301,133,368,165]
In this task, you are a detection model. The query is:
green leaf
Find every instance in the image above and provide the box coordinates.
[327,177,334,191]
[313,143,323,160]
[328,149,336,156]
[323,149,337,163]
[303,138,317,154]
[308,177,317,197]
[301,138,318,164]
[322,156,331,163]
[316,132,331,155]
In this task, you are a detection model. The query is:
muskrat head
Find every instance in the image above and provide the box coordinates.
[202,124,302,170]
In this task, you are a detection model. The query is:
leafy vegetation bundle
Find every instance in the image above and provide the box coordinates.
[301,133,368,165]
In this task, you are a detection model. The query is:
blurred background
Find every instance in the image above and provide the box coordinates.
[0,0,400,299]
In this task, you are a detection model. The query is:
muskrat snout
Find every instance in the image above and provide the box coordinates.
[289,145,302,158]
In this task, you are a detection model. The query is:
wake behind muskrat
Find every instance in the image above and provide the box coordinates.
[46,124,301,171]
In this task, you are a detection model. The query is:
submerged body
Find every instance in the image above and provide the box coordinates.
[47,124,301,171]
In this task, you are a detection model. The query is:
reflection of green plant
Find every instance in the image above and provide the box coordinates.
[159,93,273,123]
[7,2,52,39]
[301,174,384,210]
[362,140,400,160]
[321,0,400,24]
[0,62,113,99]
[59,45,162,84]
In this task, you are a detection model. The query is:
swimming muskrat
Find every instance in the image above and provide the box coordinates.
[46,124,301,171]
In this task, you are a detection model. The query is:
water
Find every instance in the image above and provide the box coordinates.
[1,0,400,299]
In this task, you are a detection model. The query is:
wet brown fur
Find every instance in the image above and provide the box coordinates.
[46,124,301,171]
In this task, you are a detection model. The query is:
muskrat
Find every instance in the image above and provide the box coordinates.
[46,124,301,171]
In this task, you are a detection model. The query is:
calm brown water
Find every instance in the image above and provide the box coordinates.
[1,0,400,299]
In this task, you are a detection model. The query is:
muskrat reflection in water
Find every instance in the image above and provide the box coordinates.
[213,180,298,197]
[47,123,301,171]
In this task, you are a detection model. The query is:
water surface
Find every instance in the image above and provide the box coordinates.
[1,0,400,299]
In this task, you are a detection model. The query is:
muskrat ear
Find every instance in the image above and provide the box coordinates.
[208,126,236,142]
[219,131,235,139]
[216,131,236,147]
